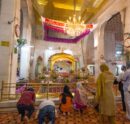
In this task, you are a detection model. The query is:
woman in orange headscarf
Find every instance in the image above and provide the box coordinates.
[96,64,116,124]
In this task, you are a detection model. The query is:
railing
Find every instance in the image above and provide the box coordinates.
[0,78,120,102]
[0,80,93,101]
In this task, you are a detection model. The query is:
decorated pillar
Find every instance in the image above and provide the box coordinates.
[94,23,106,77]
[19,2,32,79]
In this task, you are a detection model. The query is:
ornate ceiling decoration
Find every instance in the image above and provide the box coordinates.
[32,0,108,24]
[31,0,108,41]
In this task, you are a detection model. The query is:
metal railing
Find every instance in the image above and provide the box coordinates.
[0,80,91,101]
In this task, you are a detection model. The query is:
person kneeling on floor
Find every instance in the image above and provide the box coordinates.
[17,87,35,122]
[35,99,57,124]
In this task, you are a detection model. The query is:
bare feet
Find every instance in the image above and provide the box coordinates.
[17,114,22,124]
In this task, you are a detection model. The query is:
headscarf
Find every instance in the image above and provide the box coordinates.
[75,82,87,105]
[61,85,73,104]
[63,85,72,97]
[63,85,70,93]
[100,63,109,72]
[77,82,85,91]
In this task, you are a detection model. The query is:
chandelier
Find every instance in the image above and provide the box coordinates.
[65,0,86,37]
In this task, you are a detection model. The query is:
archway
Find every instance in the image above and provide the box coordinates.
[48,53,76,72]
[104,13,124,74]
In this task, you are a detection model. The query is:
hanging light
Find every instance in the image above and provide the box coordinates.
[65,0,86,37]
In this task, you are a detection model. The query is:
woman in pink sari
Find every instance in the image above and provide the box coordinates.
[73,82,88,113]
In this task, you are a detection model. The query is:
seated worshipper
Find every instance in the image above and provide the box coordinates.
[73,82,88,113]
[17,87,35,122]
[59,85,73,115]
[36,99,57,124]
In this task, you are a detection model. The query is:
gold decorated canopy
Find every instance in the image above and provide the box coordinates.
[48,53,76,71]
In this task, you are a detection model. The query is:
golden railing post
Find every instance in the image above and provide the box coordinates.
[47,80,49,99]
[115,85,118,96]
[45,74,50,99]
[8,82,10,99]
[0,80,4,101]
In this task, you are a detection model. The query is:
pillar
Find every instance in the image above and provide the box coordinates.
[0,0,20,99]
[94,23,106,77]
[19,4,32,80]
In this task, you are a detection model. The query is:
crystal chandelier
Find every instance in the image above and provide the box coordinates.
[65,0,86,37]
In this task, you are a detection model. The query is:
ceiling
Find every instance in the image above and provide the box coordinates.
[32,0,108,24]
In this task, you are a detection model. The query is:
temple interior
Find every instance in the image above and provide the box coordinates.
[0,0,130,124]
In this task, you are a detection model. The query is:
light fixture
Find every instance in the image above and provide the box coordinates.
[116,51,122,55]
[65,0,86,37]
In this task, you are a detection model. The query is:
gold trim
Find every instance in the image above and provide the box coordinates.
[49,53,76,71]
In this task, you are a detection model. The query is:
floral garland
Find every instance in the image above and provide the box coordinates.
[43,17,65,27]
[44,25,90,43]
[42,17,92,43]
[42,17,93,29]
